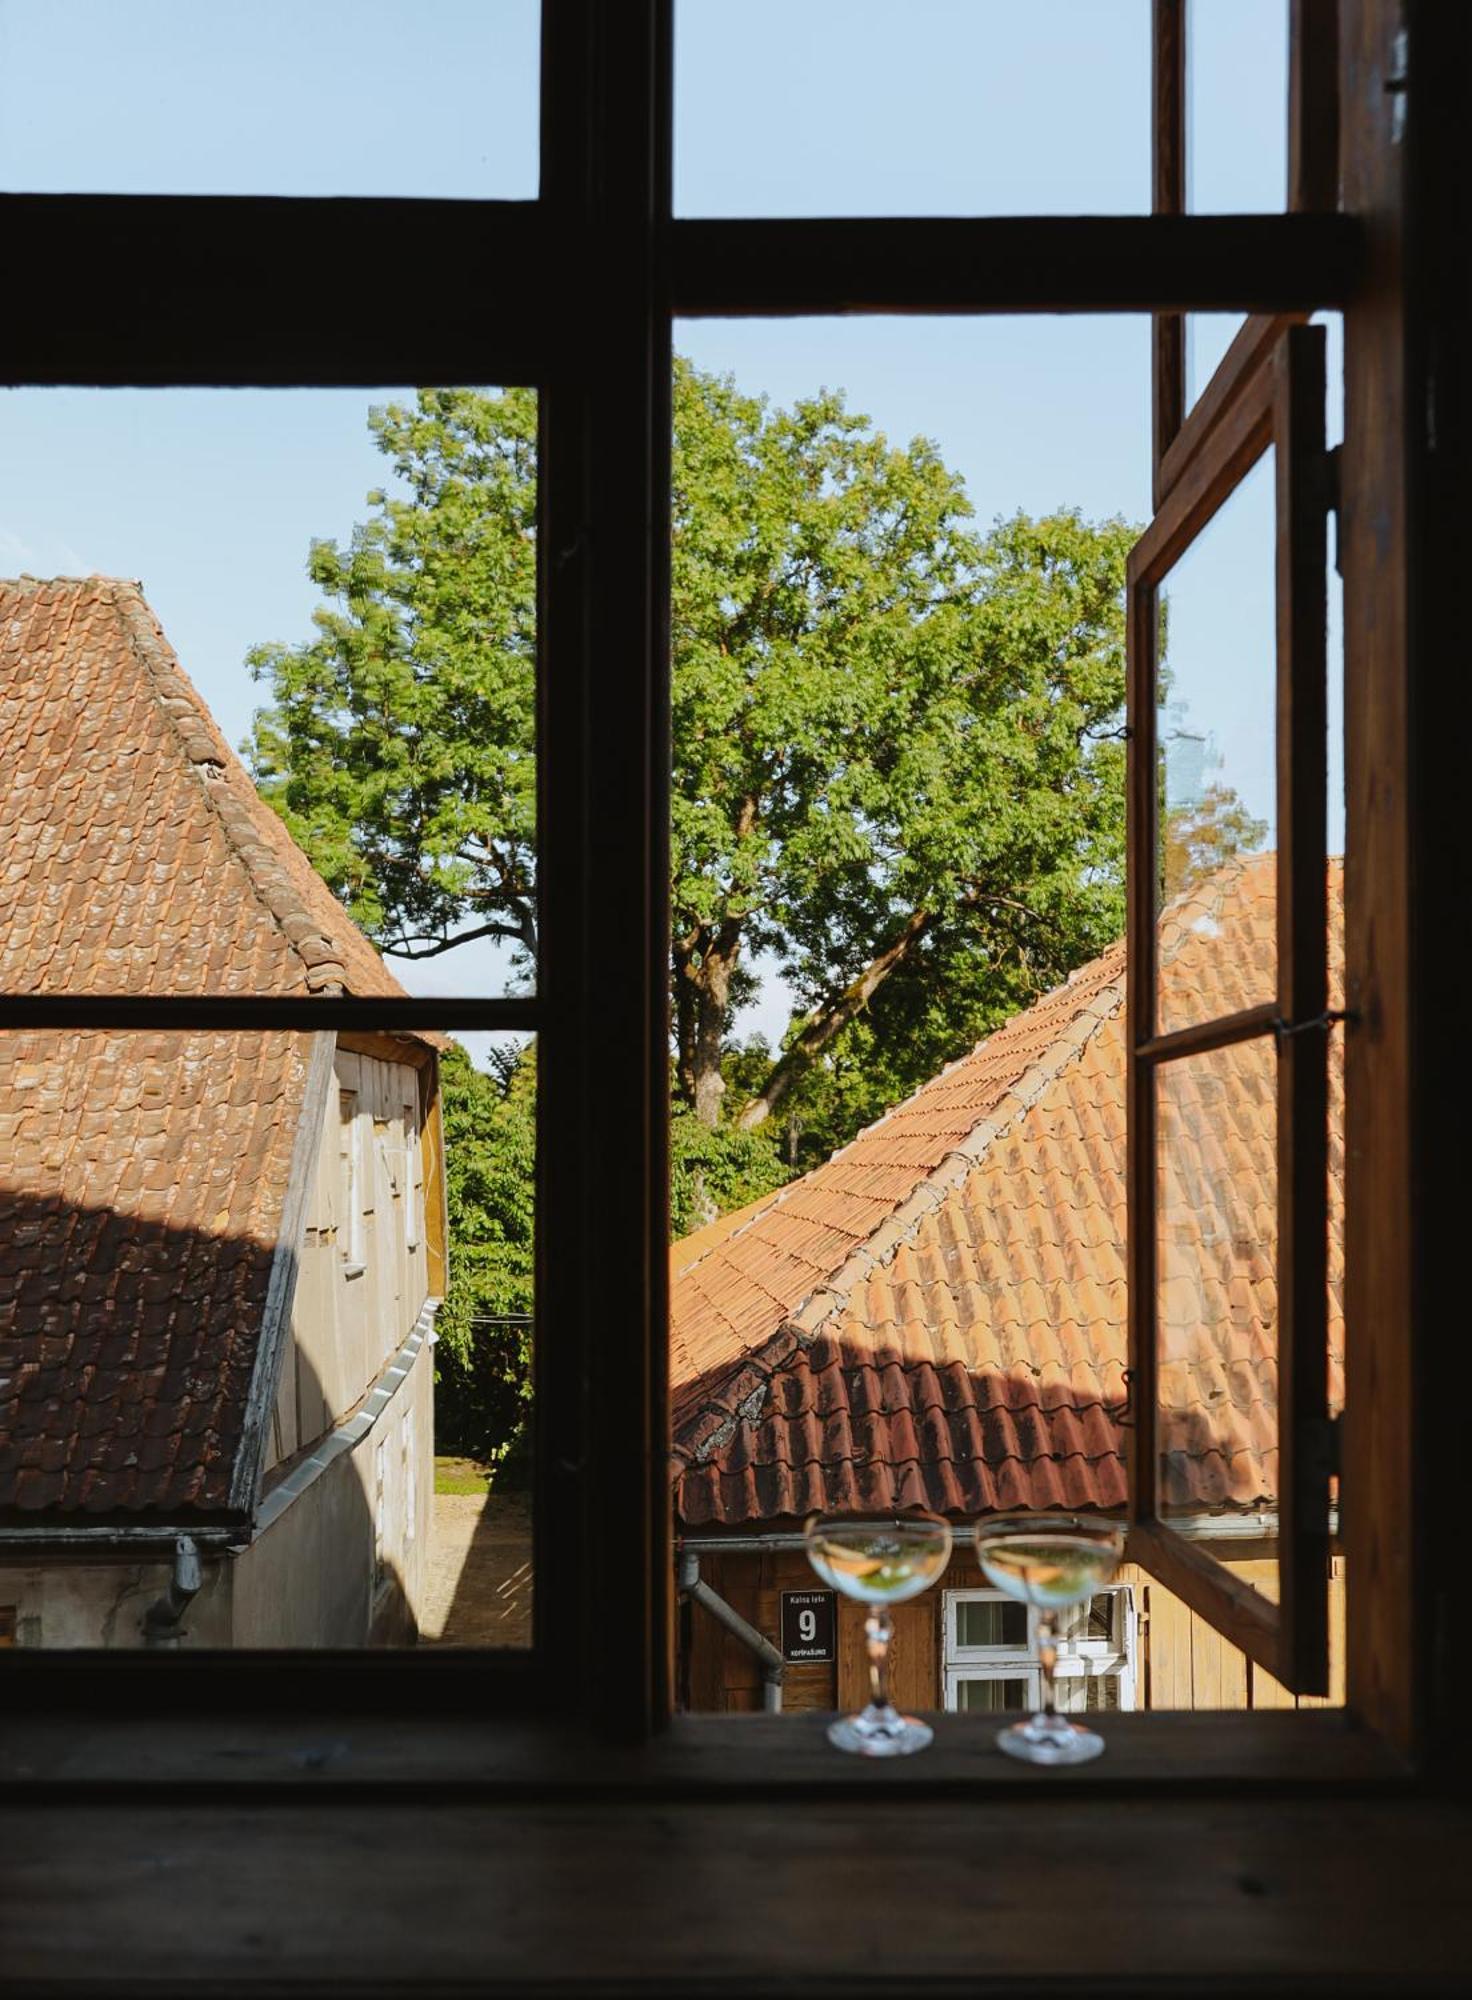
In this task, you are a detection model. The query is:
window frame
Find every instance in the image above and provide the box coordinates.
[1125,323,1333,1694]
[0,0,1441,1793]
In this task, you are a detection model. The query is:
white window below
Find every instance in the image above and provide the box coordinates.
[941,1585,1137,1715]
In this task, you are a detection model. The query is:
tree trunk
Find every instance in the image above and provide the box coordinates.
[675,922,742,1128]
[736,905,933,1132]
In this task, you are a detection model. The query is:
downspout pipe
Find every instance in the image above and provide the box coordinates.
[141,1535,203,1647]
[678,1550,785,1713]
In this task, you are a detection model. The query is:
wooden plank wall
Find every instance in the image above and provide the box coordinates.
[684,1548,1346,1715]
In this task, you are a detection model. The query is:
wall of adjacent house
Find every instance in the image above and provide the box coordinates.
[683,1545,1347,1715]
[248,1037,436,1646]
[0,1040,439,1652]
[0,1335,435,1652]
[228,1335,434,1648]
[265,1042,431,1468]
[0,1554,234,1650]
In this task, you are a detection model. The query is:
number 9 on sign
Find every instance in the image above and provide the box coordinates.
[781,1588,836,1663]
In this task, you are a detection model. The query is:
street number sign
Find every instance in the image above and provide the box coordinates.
[781,1588,836,1663]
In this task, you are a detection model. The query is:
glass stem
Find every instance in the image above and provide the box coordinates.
[865,1604,893,1712]
[1037,1613,1059,1719]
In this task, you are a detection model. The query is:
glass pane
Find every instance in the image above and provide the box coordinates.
[0,387,536,1000]
[1057,1671,1123,1712]
[957,1676,1033,1714]
[1186,314,1246,408]
[1156,1038,1279,1611]
[1186,0,1288,214]
[0,1024,533,1650]
[675,0,1149,217]
[956,1599,1029,1650]
[1155,449,1276,1035]
[667,315,1147,1709]
[1183,1,1289,412]
[0,0,539,196]
[1055,1592,1116,1645]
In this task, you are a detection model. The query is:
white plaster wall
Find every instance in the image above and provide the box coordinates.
[266,1046,430,1465]
[0,1554,233,1649]
[230,1336,434,1649]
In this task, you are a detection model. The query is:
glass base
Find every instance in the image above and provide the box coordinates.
[826,1702,934,1757]
[996,1712,1106,1766]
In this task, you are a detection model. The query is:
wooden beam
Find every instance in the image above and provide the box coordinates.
[536,0,673,1740]
[671,215,1364,319]
[1156,311,1305,506]
[1152,0,1187,506]
[0,195,545,387]
[1273,325,1331,1695]
[1338,0,1417,1760]
[1290,0,1341,213]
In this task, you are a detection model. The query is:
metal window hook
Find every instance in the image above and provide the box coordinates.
[1273,1008,1357,1041]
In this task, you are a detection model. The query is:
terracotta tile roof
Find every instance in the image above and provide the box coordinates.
[671,854,1345,1528]
[0,576,404,1002]
[0,578,413,1520]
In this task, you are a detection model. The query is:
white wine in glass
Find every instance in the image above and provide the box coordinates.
[804,1515,953,1756]
[972,1514,1126,1765]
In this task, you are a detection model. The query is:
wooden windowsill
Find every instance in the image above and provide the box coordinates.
[2,1732,1466,1997]
[0,1705,1409,1798]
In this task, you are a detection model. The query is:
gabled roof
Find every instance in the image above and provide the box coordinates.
[671,854,1345,1528]
[0,578,416,1522]
[0,576,403,1002]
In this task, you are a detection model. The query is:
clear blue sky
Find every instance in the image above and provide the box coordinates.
[0,0,1339,1038]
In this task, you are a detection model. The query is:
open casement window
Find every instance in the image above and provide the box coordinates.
[1126,321,1334,1695]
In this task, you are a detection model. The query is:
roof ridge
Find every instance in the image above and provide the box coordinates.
[772,965,1127,1345]
[108,581,350,993]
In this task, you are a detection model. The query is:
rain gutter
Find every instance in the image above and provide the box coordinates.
[678,1549,785,1712]
[677,1511,1300,1558]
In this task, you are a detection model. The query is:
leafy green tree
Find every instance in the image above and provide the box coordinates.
[248,369,1137,1140]
[669,1101,790,1237]
[432,1040,535,1473]
[248,388,538,966]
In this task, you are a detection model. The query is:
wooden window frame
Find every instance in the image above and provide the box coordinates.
[1126,324,1332,1693]
[0,0,1442,1794]
[1152,0,1340,508]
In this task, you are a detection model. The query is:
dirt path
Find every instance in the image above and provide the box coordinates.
[421,1489,533,1647]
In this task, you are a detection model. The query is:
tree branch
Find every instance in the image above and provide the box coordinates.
[735,904,933,1132]
[385,912,537,960]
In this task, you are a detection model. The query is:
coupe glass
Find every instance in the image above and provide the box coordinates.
[972,1513,1126,1765]
[804,1514,953,1756]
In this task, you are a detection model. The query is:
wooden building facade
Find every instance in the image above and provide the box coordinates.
[684,1543,1346,1717]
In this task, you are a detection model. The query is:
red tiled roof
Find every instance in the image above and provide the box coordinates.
[0,577,413,1520]
[671,854,1345,1527]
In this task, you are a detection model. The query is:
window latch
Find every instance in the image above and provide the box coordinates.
[1273,1008,1355,1041]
